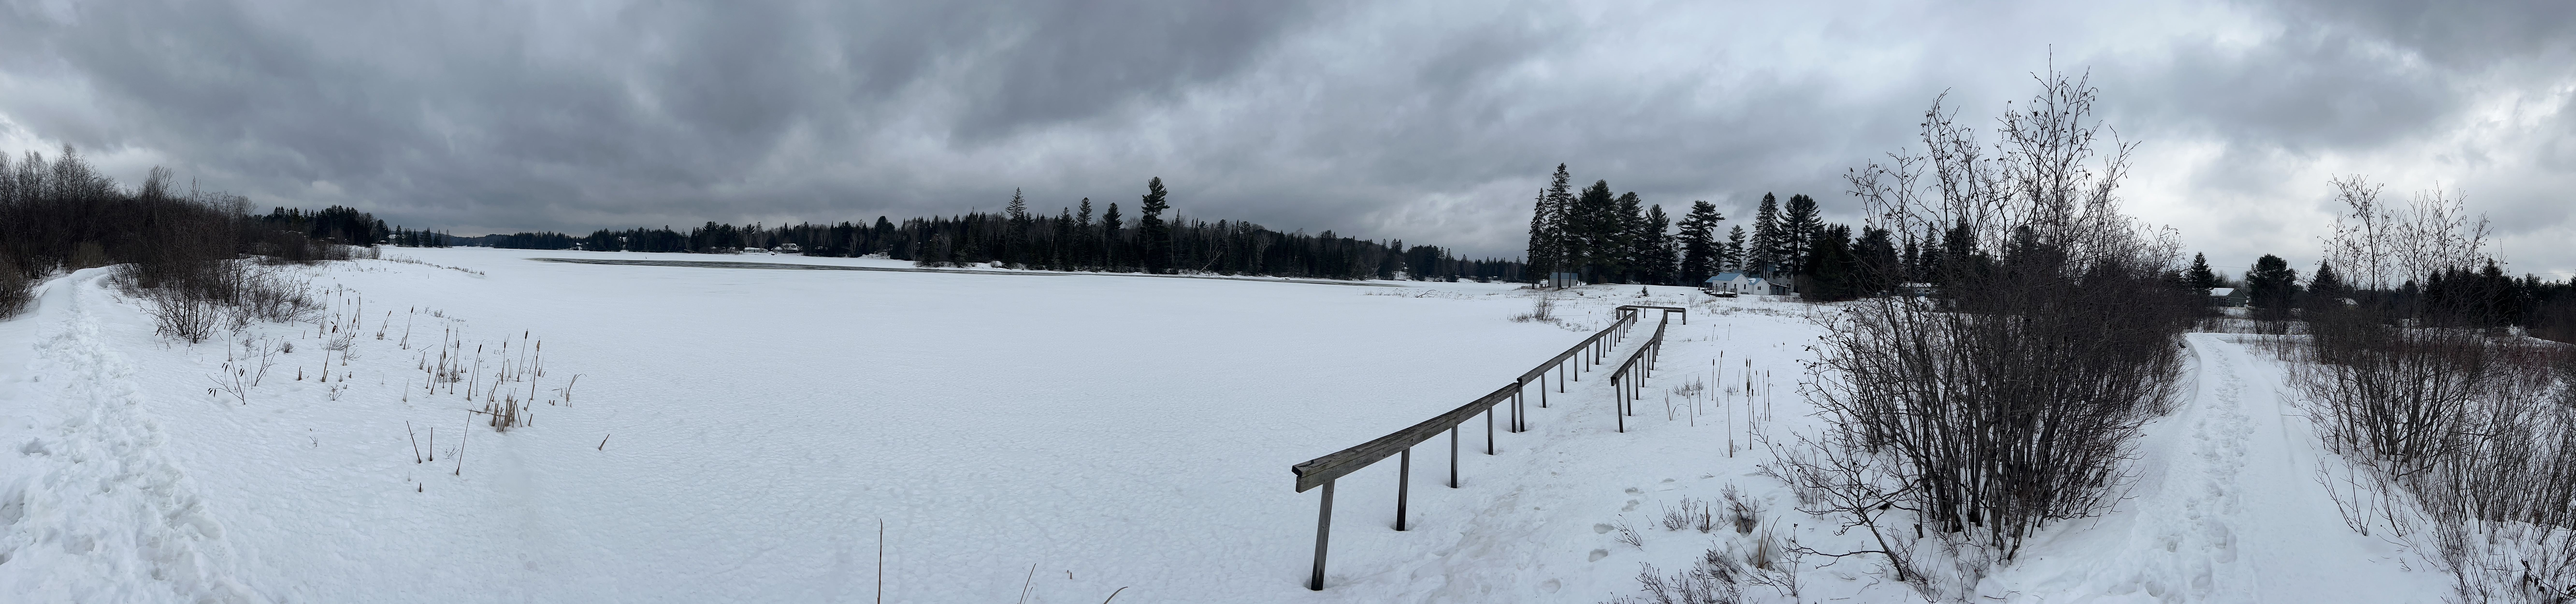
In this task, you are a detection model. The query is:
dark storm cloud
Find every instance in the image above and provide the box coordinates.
[0,0,2569,274]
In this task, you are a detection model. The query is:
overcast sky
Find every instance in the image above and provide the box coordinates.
[1,0,2569,276]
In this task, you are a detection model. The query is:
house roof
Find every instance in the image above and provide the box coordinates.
[2208,288,2237,296]
[1707,272,1745,282]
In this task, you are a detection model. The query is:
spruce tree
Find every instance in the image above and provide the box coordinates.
[1747,193,1782,278]
[2307,261,2346,310]
[2187,253,2218,290]
[1138,177,1173,273]
[1526,185,1557,281]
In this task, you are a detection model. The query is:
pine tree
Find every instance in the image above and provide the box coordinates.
[1747,193,1782,278]
[1138,177,1172,273]
[1542,165,1576,282]
[1641,204,1678,285]
[1723,226,1746,273]
[1780,194,1821,276]
[1676,200,1723,285]
[1614,191,1646,283]
[2247,254,2299,314]
[1571,180,1618,282]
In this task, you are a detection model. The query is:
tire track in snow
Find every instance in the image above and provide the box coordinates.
[0,271,260,602]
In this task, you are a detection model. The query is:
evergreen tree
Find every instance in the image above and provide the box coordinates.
[1541,165,1577,282]
[1102,202,1123,270]
[1676,200,1723,285]
[1801,224,1858,300]
[2187,253,2219,290]
[1574,180,1619,282]
[1137,177,1173,273]
[2246,254,2299,315]
[1780,194,1821,276]
[2307,261,2346,311]
[1526,178,1564,281]
[1854,226,1898,295]
[1747,193,1782,278]
[1005,188,1031,265]
[1075,199,1095,268]
[1723,226,1747,272]
[1640,204,1678,285]
[1614,191,1646,282]
[1052,207,1074,269]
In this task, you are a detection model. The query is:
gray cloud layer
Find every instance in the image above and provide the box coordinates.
[2,0,2569,274]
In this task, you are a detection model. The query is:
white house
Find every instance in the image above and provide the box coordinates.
[1704,272,1776,295]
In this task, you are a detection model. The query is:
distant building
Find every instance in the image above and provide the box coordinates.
[1705,272,1785,295]
[2207,287,2246,307]
[1897,282,1940,297]
[1547,272,1581,289]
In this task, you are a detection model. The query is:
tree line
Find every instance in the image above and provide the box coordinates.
[2178,245,2576,343]
[0,146,374,329]
[475,177,1524,282]
[1519,163,1913,299]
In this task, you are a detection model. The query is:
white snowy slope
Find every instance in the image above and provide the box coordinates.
[0,248,2461,603]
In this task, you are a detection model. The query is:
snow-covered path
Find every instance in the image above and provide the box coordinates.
[1993,333,2447,603]
[0,270,260,602]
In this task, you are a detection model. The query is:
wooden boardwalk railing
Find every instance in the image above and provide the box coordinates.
[1288,303,1685,590]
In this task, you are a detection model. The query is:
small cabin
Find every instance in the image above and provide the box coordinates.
[2207,287,2246,307]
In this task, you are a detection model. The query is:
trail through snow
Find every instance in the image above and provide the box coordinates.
[0,270,258,601]
[1992,333,2445,603]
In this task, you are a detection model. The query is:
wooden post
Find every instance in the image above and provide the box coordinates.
[1395,448,1412,531]
[1485,406,1494,455]
[1538,373,1549,408]
[1449,425,1459,488]
[1513,382,1525,432]
[1310,480,1334,590]
[1615,375,1626,433]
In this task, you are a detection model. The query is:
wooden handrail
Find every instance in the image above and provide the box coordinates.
[1292,303,1686,590]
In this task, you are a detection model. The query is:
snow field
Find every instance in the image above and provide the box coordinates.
[0,247,2474,603]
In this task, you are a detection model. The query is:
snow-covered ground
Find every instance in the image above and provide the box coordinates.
[0,248,2458,602]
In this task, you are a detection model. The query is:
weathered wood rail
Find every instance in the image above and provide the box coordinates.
[1289,303,1686,590]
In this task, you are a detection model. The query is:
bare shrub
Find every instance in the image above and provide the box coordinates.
[1614,516,1645,547]
[1511,295,1558,323]
[0,257,30,318]
[1611,552,1746,604]
[2295,176,2576,603]
[1798,67,2194,591]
